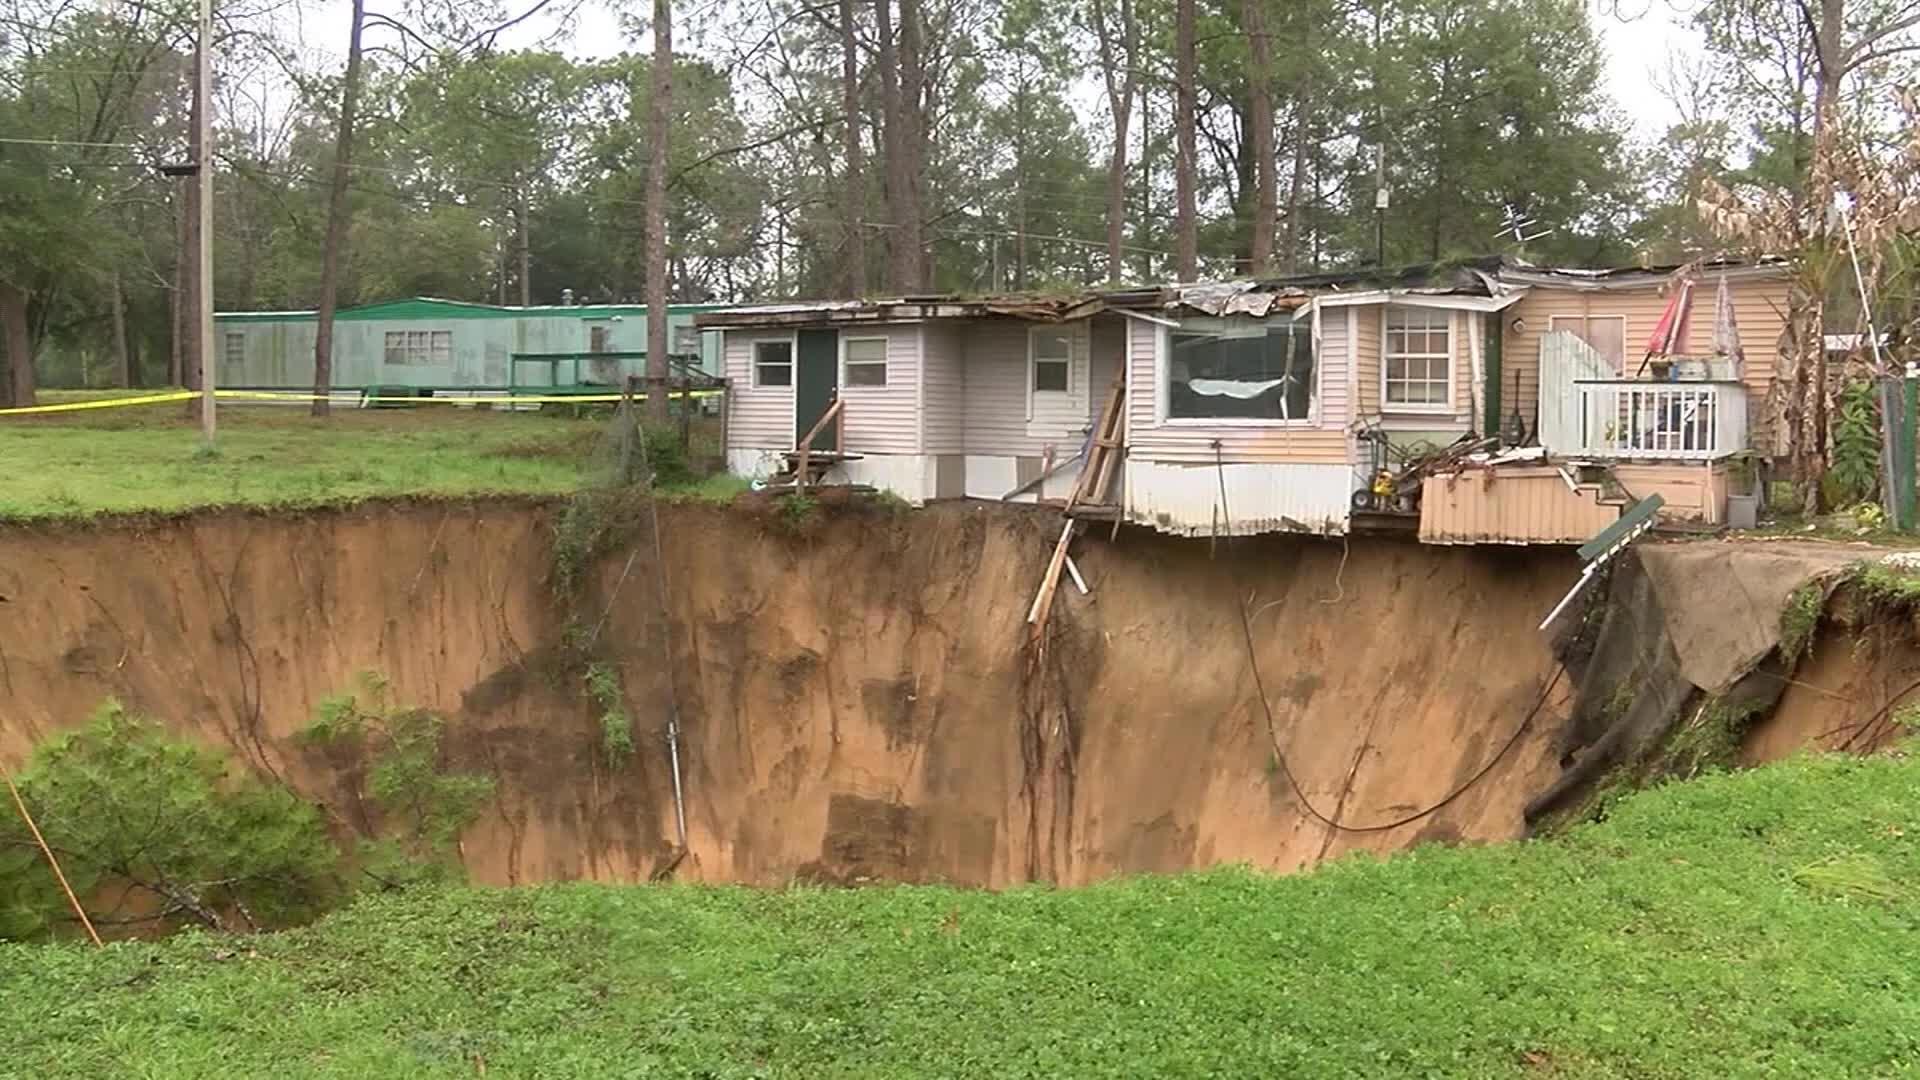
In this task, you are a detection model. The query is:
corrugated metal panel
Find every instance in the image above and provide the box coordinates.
[1123,459,1352,536]
[921,324,966,454]
[839,325,920,453]
[724,329,794,449]
[1418,467,1618,545]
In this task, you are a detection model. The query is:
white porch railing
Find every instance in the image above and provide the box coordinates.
[1574,379,1747,460]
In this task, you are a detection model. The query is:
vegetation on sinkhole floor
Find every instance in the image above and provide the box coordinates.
[4,748,1918,1078]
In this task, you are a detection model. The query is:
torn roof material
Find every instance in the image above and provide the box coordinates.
[693,255,1788,328]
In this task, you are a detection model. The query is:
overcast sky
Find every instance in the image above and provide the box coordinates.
[285,0,1702,142]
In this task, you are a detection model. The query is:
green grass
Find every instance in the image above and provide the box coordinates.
[6,750,1920,1077]
[0,393,739,519]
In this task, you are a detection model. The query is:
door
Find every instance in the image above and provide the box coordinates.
[795,328,839,451]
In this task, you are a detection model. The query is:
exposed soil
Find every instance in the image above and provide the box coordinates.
[0,498,1900,888]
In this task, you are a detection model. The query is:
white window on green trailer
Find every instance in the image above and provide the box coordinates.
[384,329,453,365]
[223,332,244,368]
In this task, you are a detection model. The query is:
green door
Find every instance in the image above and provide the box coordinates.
[795,328,839,452]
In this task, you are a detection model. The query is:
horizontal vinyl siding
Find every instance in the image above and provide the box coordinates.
[1319,308,1350,428]
[1125,315,1351,466]
[921,324,965,455]
[1354,303,1382,416]
[963,318,1092,457]
[1503,277,1788,453]
[725,329,794,450]
[839,325,919,454]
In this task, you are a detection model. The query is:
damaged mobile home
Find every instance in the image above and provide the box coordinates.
[696,256,1789,544]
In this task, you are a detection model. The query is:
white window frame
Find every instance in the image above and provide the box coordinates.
[1027,326,1076,416]
[223,332,244,368]
[840,335,889,389]
[1156,314,1320,428]
[382,328,452,366]
[1548,314,1629,372]
[1381,306,1454,414]
[752,337,795,389]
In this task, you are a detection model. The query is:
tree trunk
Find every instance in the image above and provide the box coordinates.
[1174,0,1197,281]
[515,185,532,306]
[109,268,131,388]
[644,0,673,428]
[1243,0,1275,276]
[873,0,906,290]
[1091,0,1136,285]
[899,0,926,289]
[1800,0,1845,514]
[0,281,35,408]
[312,0,366,418]
[181,79,202,403]
[838,0,868,296]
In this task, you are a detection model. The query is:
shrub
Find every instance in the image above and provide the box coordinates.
[0,701,339,939]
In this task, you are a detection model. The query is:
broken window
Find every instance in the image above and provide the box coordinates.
[843,337,888,387]
[1384,307,1451,408]
[1167,317,1314,421]
[754,340,793,387]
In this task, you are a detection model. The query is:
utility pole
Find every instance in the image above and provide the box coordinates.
[196,0,215,442]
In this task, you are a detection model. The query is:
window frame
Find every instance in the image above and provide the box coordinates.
[839,335,890,389]
[381,327,453,366]
[752,337,795,389]
[1157,314,1320,428]
[1381,305,1455,414]
[1027,325,1075,400]
[1547,313,1629,373]
[222,332,244,369]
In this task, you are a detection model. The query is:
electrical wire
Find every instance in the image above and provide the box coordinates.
[1215,448,1567,834]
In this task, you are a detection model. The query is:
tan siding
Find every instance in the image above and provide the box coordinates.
[1419,467,1618,544]
[1503,276,1788,453]
[1124,316,1350,466]
[1613,462,1729,524]
[1319,307,1350,427]
[838,325,920,454]
[922,324,965,454]
[724,329,795,449]
[1354,303,1381,416]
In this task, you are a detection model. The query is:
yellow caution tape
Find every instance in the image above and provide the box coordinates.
[0,391,198,415]
[0,386,722,416]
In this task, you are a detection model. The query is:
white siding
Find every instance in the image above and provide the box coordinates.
[725,329,795,450]
[922,323,965,454]
[839,325,920,454]
[959,314,1118,457]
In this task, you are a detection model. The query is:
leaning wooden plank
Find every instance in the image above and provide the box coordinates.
[1001,450,1085,501]
[1064,554,1090,596]
[1027,519,1077,626]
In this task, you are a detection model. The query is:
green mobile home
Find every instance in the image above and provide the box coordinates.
[214,297,728,392]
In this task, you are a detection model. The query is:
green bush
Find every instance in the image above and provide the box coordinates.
[1828,379,1881,508]
[302,673,494,889]
[0,702,338,939]
[585,662,634,768]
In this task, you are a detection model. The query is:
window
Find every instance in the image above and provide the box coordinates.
[843,337,887,387]
[589,324,612,353]
[383,329,452,366]
[754,339,793,387]
[1384,307,1451,409]
[223,332,244,369]
[1167,317,1314,421]
[1548,314,1627,371]
[673,325,702,355]
[1031,329,1072,393]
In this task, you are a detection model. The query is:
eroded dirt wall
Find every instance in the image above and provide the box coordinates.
[0,499,1587,887]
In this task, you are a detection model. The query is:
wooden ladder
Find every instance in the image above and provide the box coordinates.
[1026,375,1127,639]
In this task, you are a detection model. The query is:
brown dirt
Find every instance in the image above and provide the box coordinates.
[0,498,1879,889]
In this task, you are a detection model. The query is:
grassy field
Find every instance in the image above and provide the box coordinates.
[4,750,1917,1078]
[0,392,739,520]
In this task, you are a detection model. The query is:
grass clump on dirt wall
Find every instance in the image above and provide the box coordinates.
[6,749,1920,1077]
